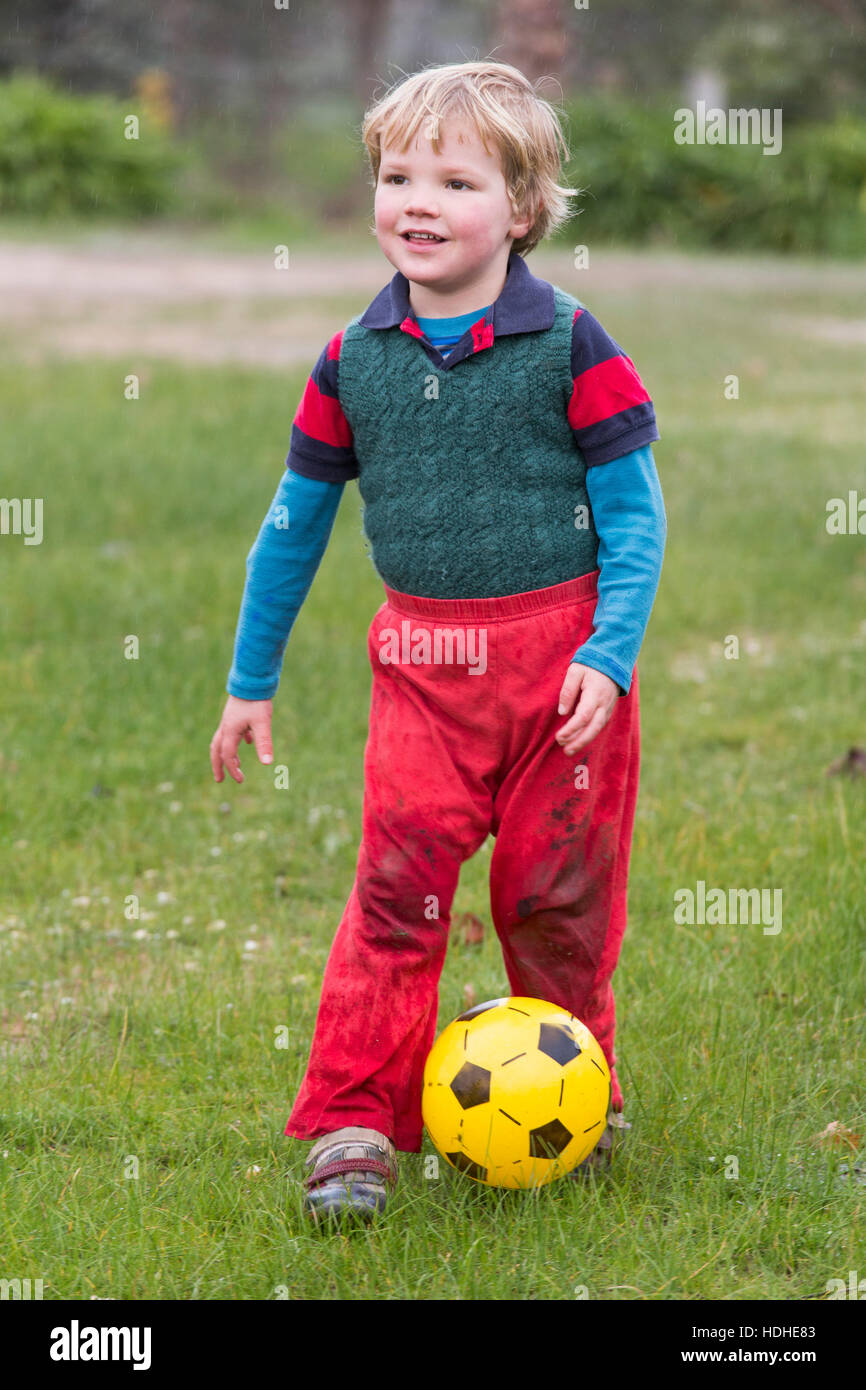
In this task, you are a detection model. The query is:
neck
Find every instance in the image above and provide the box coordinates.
[408,247,512,318]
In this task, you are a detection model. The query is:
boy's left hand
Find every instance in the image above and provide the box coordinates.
[555,663,619,756]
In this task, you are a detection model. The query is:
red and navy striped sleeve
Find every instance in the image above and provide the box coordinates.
[286,330,360,482]
[567,308,660,466]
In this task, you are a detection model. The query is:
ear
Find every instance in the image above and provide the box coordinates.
[508,197,534,241]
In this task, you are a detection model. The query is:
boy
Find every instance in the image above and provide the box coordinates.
[210,60,666,1222]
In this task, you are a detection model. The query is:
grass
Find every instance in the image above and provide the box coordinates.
[0,210,372,255]
[0,249,864,1300]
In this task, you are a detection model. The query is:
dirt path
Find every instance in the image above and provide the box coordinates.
[1,235,864,367]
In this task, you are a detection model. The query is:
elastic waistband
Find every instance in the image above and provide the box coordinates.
[382,570,599,624]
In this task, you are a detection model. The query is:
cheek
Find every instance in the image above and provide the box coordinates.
[451,205,502,246]
[374,187,398,230]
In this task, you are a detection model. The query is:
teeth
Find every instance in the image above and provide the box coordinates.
[406,232,442,241]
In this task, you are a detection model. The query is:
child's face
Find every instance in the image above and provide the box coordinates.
[374,115,531,289]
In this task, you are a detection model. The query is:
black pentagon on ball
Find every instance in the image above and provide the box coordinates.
[446,1151,487,1182]
[537,1021,582,1066]
[529,1117,573,1158]
[450,1060,491,1109]
[455,997,508,1022]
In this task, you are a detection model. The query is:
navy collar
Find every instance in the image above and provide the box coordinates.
[357,250,555,367]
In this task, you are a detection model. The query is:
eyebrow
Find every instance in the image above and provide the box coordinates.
[380,160,483,177]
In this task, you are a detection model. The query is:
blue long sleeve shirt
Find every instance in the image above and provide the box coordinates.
[227,468,344,701]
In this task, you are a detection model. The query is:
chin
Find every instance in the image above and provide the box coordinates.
[395,253,446,279]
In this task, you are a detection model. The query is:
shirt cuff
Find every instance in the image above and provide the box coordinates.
[582,423,661,468]
[570,645,633,697]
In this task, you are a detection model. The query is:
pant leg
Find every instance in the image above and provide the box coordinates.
[285,600,495,1153]
[487,588,640,1114]
[287,573,642,1150]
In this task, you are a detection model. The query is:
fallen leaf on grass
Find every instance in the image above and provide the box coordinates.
[1,1015,33,1039]
[825,747,866,777]
[454,912,485,945]
[811,1120,861,1151]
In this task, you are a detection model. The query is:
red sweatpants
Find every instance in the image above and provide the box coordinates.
[286,570,640,1153]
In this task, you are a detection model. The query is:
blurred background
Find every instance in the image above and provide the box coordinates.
[0,0,864,253]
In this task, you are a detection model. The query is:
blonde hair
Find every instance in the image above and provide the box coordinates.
[359,60,579,256]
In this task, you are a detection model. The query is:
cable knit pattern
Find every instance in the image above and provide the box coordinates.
[337,288,599,598]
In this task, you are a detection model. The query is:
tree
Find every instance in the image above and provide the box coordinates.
[489,0,567,83]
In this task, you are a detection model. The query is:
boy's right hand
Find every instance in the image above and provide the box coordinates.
[210,696,274,784]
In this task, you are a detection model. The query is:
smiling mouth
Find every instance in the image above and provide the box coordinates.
[402,231,446,242]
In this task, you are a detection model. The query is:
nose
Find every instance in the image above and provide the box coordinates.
[402,185,440,218]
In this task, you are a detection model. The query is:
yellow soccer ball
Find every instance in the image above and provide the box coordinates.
[422,996,611,1188]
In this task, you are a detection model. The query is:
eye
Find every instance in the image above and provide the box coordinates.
[382,174,473,189]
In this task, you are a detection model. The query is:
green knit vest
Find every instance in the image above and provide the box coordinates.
[338,286,599,598]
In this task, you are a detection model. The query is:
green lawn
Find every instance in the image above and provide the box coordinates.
[0,253,864,1299]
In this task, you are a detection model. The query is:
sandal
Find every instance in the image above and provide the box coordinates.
[302,1126,398,1223]
[568,1112,631,1178]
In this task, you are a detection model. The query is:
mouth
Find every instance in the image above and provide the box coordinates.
[401,231,447,244]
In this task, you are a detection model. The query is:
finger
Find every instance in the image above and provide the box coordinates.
[556,693,599,741]
[252,720,274,766]
[227,750,244,784]
[210,734,225,782]
[220,730,244,784]
[557,663,584,715]
[563,707,610,755]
